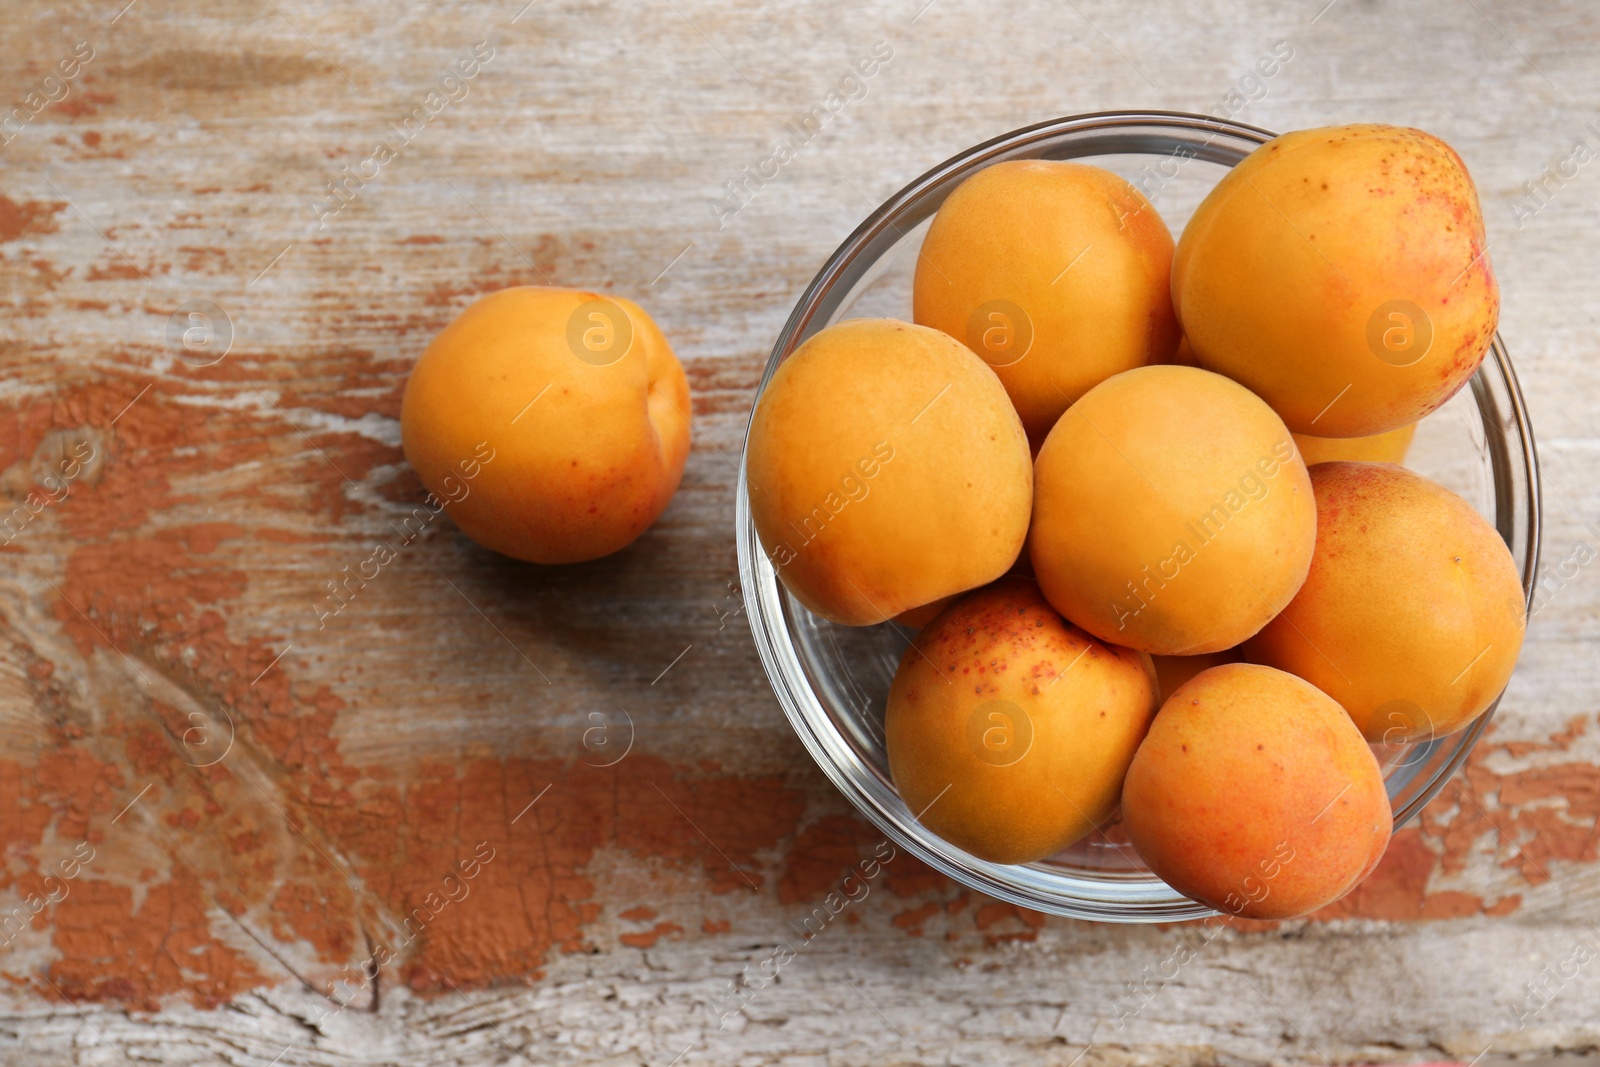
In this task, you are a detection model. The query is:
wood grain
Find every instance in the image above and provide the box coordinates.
[1,0,1599,1062]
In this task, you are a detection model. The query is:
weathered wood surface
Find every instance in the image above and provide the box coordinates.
[1,0,1598,1063]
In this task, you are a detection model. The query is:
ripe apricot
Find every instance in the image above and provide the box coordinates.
[400,286,690,563]
[1293,422,1415,466]
[1122,663,1392,919]
[1029,365,1316,655]
[1173,124,1498,437]
[886,579,1156,865]
[746,319,1032,626]
[914,160,1181,447]
[1244,462,1526,742]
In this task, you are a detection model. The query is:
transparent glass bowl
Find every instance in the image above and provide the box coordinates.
[735,111,1542,922]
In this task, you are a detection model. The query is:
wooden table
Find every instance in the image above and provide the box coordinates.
[2,0,1598,1062]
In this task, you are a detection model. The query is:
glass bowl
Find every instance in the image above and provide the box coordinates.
[735,111,1542,922]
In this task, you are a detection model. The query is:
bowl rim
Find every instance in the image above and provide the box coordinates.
[736,109,1542,922]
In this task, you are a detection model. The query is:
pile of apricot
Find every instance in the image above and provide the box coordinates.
[746,124,1527,919]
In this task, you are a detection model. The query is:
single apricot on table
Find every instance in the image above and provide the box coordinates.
[746,319,1032,626]
[914,160,1181,448]
[1122,663,1392,919]
[1174,124,1498,437]
[1244,461,1526,742]
[1029,365,1316,656]
[400,286,691,564]
[886,579,1157,865]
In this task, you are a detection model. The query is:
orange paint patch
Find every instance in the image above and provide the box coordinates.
[48,873,267,1011]
[0,371,817,1008]
[779,813,881,903]
[892,901,940,935]
[619,922,683,949]
[270,881,359,963]
[974,902,1046,945]
[0,194,64,243]
[881,852,948,900]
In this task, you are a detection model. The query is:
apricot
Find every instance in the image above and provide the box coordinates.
[1173,124,1498,437]
[1293,422,1415,466]
[1244,462,1526,742]
[914,160,1181,447]
[1151,648,1241,704]
[400,286,690,563]
[1029,365,1316,656]
[886,579,1157,864]
[1122,663,1392,919]
[746,319,1032,626]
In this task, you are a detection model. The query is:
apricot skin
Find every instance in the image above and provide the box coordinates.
[1244,462,1527,742]
[914,160,1181,447]
[1122,663,1392,919]
[886,580,1157,865]
[400,286,690,564]
[746,319,1032,626]
[1293,423,1416,466]
[1173,124,1498,437]
[1029,365,1316,656]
